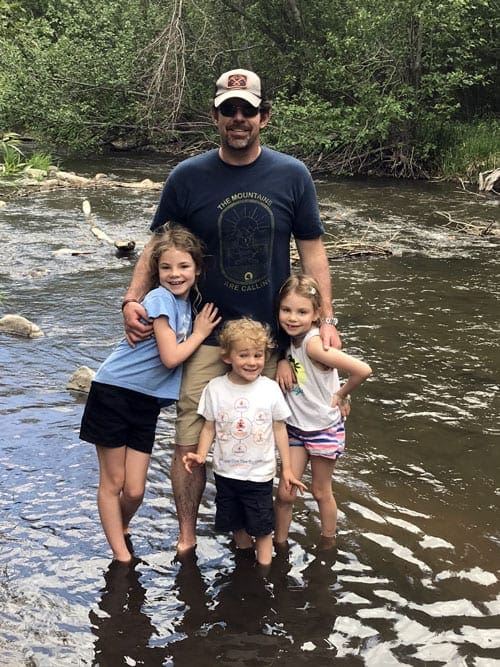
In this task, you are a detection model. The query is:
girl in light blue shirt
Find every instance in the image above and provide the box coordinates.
[80,225,220,564]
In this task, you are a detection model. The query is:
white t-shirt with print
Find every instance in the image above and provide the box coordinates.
[198,374,291,482]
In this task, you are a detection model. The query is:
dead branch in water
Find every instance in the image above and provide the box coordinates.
[291,232,393,263]
[478,168,500,195]
[435,210,499,237]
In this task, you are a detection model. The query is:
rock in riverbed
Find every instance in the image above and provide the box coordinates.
[0,314,44,338]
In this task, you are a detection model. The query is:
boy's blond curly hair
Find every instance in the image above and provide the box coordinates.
[218,318,275,358]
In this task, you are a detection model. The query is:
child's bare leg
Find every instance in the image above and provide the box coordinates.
[255,534,273,566]
[96,445,132,562]
[310,456,337,540]
[232,528,254,550]
[120,448,151,534]
[274,446,308,544]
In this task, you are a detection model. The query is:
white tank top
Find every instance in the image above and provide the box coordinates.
[285,328,341,431]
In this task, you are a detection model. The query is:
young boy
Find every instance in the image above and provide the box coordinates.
[183,318,306,568]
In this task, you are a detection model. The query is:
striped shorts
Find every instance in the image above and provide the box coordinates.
[286,421,345,460]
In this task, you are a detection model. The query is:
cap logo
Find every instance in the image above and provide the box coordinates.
[227,74,249,90]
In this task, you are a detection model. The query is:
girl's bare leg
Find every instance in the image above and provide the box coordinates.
[96,445,132,562]
[310,456,337,539]
[120,448,151,534]
[274,446,308,544]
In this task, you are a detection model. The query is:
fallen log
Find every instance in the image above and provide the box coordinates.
[30,169,164,192]
[82,199,136,255]
[291,235,393,263]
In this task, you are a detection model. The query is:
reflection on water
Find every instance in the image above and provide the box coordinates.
[1,160,499,665]
[90,560,169,666]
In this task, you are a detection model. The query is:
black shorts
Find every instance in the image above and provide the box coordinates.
[79,381,162,454]
[213,473,274,537]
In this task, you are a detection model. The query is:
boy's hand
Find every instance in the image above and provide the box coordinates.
[282,469,307,494]
[182,452,205,473]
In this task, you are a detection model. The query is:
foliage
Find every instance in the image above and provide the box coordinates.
[28,151,53,171]
[0,0,498,177]
[0,0,165,150]
[435,118,499,181]
[0,133,26,174]
[248,0,499,176]
[0,132,53,176]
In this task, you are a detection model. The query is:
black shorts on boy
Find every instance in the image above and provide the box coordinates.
[213,473,274,537]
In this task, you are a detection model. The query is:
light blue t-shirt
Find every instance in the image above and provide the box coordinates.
[93,286,192,401]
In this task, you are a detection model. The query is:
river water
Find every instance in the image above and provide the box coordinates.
[1,154,499,666]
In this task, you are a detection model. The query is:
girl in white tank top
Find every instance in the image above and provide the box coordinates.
[274,273,372,550]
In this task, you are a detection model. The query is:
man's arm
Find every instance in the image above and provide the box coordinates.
[122,237,156,345]
[295,237,341,350]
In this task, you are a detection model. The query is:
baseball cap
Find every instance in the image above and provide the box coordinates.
[213,69,262,108]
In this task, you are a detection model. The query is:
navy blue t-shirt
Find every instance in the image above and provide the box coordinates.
[150,147,324,344]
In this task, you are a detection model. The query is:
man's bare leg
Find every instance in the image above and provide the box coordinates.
[171,443,206,553]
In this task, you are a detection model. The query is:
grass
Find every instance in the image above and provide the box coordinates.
[437,118,499,182]
[0,133,54,176]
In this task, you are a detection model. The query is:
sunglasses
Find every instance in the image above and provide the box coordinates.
[218,101,260,118]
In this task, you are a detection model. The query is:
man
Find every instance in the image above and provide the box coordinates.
[122,68,340,555]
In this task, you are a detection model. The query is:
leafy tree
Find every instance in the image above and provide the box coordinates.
[0,0,497,176]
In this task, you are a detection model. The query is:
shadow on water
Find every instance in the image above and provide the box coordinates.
[1,157,499,665]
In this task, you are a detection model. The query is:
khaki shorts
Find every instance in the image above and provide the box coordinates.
[175,344,278,446]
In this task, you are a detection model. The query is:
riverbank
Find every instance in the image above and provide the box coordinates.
[2,115,499,188]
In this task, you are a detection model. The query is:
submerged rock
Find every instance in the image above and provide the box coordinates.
[0,314,44,338]
[67,365,95,393]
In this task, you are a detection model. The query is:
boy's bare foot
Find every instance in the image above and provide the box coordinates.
[317,534,337,551]
[255,561,271,578]
[273,539,290,554]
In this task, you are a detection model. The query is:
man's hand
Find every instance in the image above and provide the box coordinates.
[320,322,341,351]
[123,300,153,347]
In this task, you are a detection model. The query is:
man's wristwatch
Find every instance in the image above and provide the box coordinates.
[320,317,338,326]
